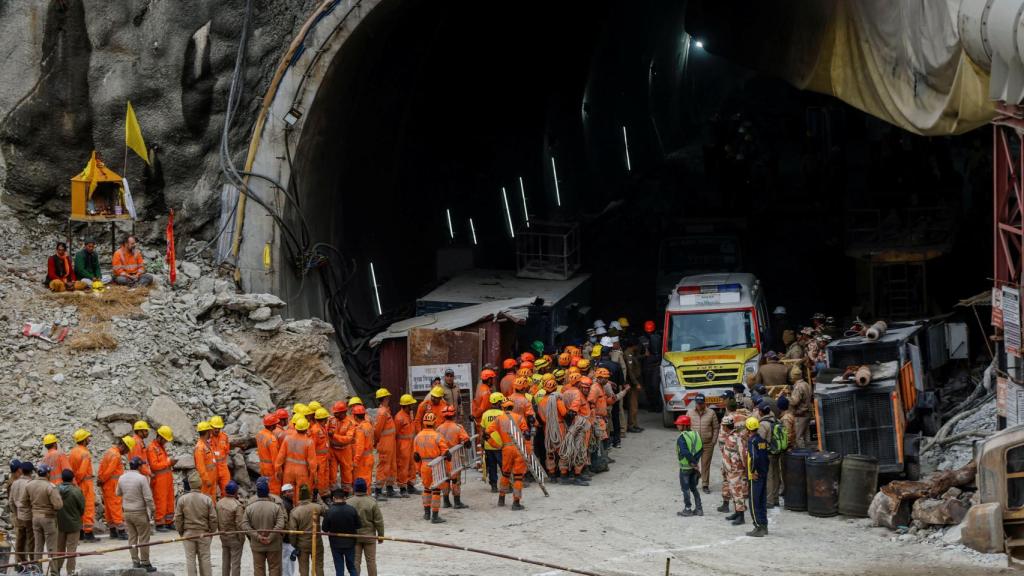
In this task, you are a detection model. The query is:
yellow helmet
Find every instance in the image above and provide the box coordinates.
[617,317,630,328]
[314,408,330,420]
[349,397,363,406]
[293,403,308,416]
[294,417,310,431]
[133,421,150,431]
[399,394,416,406]
[745,417,760,431]
[72,429,91,443]
[42,434,58,446]
[209,415,225,429]
[430,386,445,398]
[375,388,391,399]
[489,392,506,404]
[91,280,104,290]
[157,426,173,442]
[308,401,323,412]
[121,435,137,451]
[196,421,212,433]
[590,345,603,358]
[291,414,303,425]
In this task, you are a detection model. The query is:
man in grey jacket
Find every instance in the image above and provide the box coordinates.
[117,457,157,572]
[56,469,85,576]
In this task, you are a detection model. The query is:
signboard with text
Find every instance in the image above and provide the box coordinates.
[1004,286,1021,356]
[409,363,472,393]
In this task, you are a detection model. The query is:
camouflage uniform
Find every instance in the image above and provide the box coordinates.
[724,428,748,512]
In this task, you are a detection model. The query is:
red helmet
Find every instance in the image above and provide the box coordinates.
[644,320,656,334]
[332,401,348,414]
[442,405,456,417]
[520,352,535,363]
[675,415,691,426]
[263,414,279,427]
[351,405,367,416]
[275,408,289,421]
[480,369,497,381]
[502,358,517,370]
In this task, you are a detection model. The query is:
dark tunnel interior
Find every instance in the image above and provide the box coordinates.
[285,0,994,387]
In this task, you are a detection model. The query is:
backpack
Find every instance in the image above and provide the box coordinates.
[769,420,788,455]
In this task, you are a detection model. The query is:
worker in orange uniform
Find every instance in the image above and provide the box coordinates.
[194,421,220,503]
[536,378,567,478]
[510,377,536,422]
[312,408,334,499]
[275,416,318,504]
[486,399,529,510]
[98,436,133,540]
[130,421,152,477]
[69,429,98,541]
[373,388,398,500]
[209,415,232,497]
[273,408,290,444]
[437,405,471,509]
[147,425,177,532]
[499,359,518,398]
[327,401,354,495]
[256,413,282,494]
[415,387,449,433]
[394,394,418,498]
[41,434,71,484]
[351,404,375,496]
[413,412,450,523]
[111,234,154,286]
[559,375,592,484]
[474,369,497,421]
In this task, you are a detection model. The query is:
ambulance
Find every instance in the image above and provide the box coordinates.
[660,273,769,426]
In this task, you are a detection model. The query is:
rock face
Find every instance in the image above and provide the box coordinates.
[146,395,196,445]
[97,406,142,424]
[249,330,350,406]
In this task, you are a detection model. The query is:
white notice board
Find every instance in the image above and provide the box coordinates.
[409,363,472,393]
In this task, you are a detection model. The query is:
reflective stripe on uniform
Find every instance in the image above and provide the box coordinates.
[152,468,172,476]
[379,428,395,436]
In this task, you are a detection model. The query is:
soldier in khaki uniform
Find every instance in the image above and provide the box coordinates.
[685,394,719,494]
[788,366,813,448]
[9,461,33,567]
[287,485,326,576]
[242,478,287,576]
[20,463,63,576]
[175,470,218,576]
[217,481,246,576]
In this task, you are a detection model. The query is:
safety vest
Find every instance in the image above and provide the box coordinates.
[112,247,145,277]
[42,449,69,484]
[256,429,279,473]
[677,431,703,471]
[480,409,503,450]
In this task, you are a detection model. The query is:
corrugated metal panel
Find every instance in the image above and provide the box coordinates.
[379,338,408,400]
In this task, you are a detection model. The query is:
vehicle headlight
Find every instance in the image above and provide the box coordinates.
[744,358,760,376]
[661,361,680,389]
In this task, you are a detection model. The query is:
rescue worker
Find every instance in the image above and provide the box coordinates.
[351,405,375,495]
[595,367,627,448]
[130,421,152,478]
[195,421,220,503]
[350,478,384,576]
[788,365,813,448]
[56,469,85,576]
[69,428,98,541]
[41,434,71,484]
[99,437,133,540]
[175,470,218,576]
[559,375,591,485]
[274,408,291,444]
[117,457,156,572]
[148,425,177,531]
[639,320,663,412]
[473,369,497,421]
[782,329,803,361]
[622,338,645,433]
[287,485,326,576]
[327,402,355,496]
[499,358,518,398]
[437,405,471,509]
[217,480,246,576]
[373,388,398,500]
[685,394,719,494]
[716,416,736,516]
[733,384,756,411]
[509,377,535,422]
[746,416,770,537]
[112,234,154,286]
[210,415,232,497]
[675,415,703,517]
[415,387,449,433]
[486,399,529,510]
[276,416,318,505]
[257,414,283,495]
[536,377,566,478]
[479,392,506,492]
[752,351,789,388]
[22,463,64,575]
[242,477,287,576]
[311,408,333,499]
[10,461,34,564]
[413,412,450,523]
[757,402,783,508]
[394,394,417,498]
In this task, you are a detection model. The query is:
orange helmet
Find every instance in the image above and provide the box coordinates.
[520,352,535,363]
[263,414,279,427]
[520,362,534,371]
[275,408,289,421]
[351,405,367,416]
[517,368,532,378]
[567,372,581,386]
[594,367,611,378]
[442,405,456,417]
[558,353,571,367]
[501,399,514,409]
[481,369,497,381]
[514,377,529,391]
[423,412,437,426]
[543,379,557,392]
[576,358,590,371]
[502,358,517,370]
[332,401,348,414]
[565,345,580,358]
[568,366,580,376]
[542,354,553,366]
[579,376,593,388]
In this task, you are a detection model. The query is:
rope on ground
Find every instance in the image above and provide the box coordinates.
[0,528,608,576]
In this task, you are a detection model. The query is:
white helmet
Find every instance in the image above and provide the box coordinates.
[773,306,787,315]
[609,320,622,330]
[595,326,608,335]
[600,336,614,347]
[593,319,606,328]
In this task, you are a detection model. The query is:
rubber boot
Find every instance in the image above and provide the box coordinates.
[572,475,590,486]
[407,483,420,495]
[746,525,767,537]
[398,487,409,498]
[724,511,740,521]
[454,495,468,509]
[498,494,506,507]
[423,507,431,521]
[731,511,746,525]
[716,501,731,513]
[386,485,398,499]
[511,500,525,511]
[117,528,129,540]
[431,511,446,524]
[442,494,452,509]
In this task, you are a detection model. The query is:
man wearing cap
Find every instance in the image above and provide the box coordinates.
[752,351,789,389]
[280,484,298,576]
[117,456,156,571]
[22,462,63,575]
[373,388,398,500]
[479,393,505,492]
[349,478,384,576]
[441,368,462,418]
[243,477,287,576]
[56,469,85,576]
[258,414,283,495]
[732,384,756,411]
[746,415,770,537]
[195,422,220,503]
[175,470,218,576]
[788,365,813,448]
[674,415,703,517]
[350,405,375,497]
[287,485,326,576]
[209,416,232,498]
[130,421,152,478]
[685,394,719,494]
[7,460,30,564]
[217,480,246,576]
[328,403,356,496]
[756,402,783,508]
[149,425,177,531]
[99,437,133,541]
[69,428,98,541]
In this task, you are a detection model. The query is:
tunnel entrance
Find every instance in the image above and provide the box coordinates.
[272,0,992,390]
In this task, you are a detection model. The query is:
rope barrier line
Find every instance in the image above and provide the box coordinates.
[0,528,607,576]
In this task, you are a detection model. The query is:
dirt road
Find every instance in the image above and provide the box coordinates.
[71,412,1009,575]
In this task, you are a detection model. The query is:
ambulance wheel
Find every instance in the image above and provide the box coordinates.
[663,409,676,428]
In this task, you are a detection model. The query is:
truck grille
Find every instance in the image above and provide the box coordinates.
[818,390,899,471]
[679,366,741,386]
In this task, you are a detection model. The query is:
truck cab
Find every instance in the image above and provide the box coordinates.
[660,273,768,426]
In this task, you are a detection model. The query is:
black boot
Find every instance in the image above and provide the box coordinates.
[398,487,409,498]
[572,475,590,486]
[694,507,704,517]
[724,511,740,521]
[386,485,398,499]
[716,501,731,513]
[498,494,506,507]
[746,525,767,537]
[511,500,525,511]
[490,484,498,493]
[431,511,446,524]
[407,483,420,495]
[117,527,129,540]
[442,495,452,508]
[423,507,432,521]
[677,508,693,517]
[376,487,388,501]
[731,511,746,525]
[454,495,468,509]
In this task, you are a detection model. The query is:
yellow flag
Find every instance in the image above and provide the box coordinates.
[80,150,100,196]
[125,101,150,165]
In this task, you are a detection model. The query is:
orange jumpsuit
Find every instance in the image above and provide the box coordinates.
[510,392,535,421]
[211,431,232,496]
[130,434,151,478]
[486,411,529,503]
[499,373,516,398]
[394,409,416,487]
[472,382,492,421]
[537,393,568,474]
[97,447,124,529]
[588,384,609,440]
[415,399,449,433]
[437,420,469,497]
[310,420,333,497]
[42,447,71,484]
[374,405,397,489]
[275,432,317,504]
[194,438,219,503]
[352,419,375,493]
[413,428,449,512]
[68,444,96,534]
[147,441,175,527]
[256,428,282,494]
[327,416,355,492]
[569,385,594,469]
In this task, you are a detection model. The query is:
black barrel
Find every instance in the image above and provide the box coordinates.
[784,449,814,511]
[806,451,842,517]
[838,454,879,517]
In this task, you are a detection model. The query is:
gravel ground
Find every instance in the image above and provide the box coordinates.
[67,412,1011,576]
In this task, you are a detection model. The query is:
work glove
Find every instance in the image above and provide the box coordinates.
[413,453,421,463]
[290,548,300,562]
[462,439,472,449]
[444,452,453,461]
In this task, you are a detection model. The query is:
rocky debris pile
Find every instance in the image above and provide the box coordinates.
[924,399,996,472]
[868,462,977,546]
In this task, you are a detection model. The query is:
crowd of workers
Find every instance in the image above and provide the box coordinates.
[44,235,154,292]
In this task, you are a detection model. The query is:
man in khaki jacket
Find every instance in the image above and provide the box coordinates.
[9,461,34,567]
[287,485,326,576]
[242,477,287,576]
[117,457,157,572]
[20,463,63,576]
[216,481,246,576]
[175,470,218,576]
[349,478,384,576]
[685,394,720,494]
[788,366,813,448]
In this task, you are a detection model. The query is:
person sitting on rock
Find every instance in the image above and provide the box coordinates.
[46,241,85,292]
[73,239,104,286]
[112,235,154,287]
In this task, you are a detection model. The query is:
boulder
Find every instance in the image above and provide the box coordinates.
[180,261,201,279]
[283,318,335,336]
[173,455,195,471]
[87,364,110,378]
[868,491,913,530]
[97,406,142,423]
[249,307,272,322]
[912,497,968,526]
[255,316,283,332]
[215,293,285,312]
[198,360,217,382]
[203,334,250,366]
[145,396,196,444]
[107,421,133,438]
[193,293,217,317]
[248,332,352,406]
